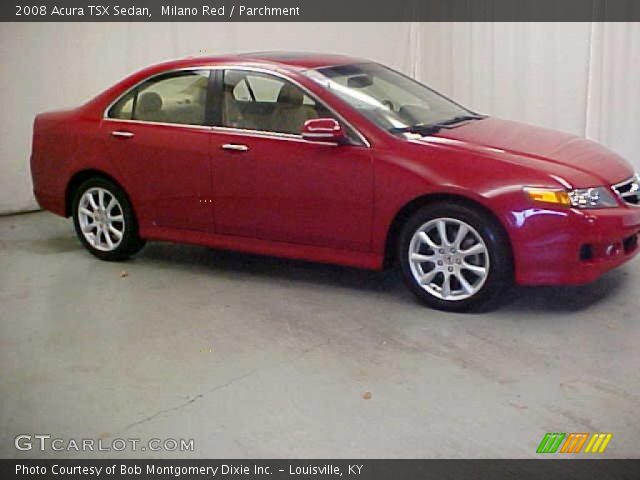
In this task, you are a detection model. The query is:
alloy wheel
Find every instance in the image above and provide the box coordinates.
[77,187,125,252]
[408,217,490,301]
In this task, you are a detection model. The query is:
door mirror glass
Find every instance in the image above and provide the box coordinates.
[301,118,346,143]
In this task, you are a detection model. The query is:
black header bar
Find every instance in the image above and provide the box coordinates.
[3,0,640,22]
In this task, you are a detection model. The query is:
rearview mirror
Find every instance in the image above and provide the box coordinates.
[301,118,346,144]
[347,74,373,88]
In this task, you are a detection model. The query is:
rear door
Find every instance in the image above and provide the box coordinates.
[102,69,214,232]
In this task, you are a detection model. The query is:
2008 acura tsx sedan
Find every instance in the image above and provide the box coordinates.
[31,52,640,311]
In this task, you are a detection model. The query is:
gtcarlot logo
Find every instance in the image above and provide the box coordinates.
[14,434,194,453]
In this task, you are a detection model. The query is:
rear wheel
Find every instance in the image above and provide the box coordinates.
[72,177,145,261]
[398,203,512,312]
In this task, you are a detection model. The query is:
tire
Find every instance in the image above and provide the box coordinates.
[72,177,146,261]
[398,203,512,312]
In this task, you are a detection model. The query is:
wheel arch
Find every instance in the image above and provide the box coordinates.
[383,193,514,269]
[65,169,132,218]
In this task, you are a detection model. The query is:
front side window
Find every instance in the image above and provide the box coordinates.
[305,63,475,135]
[222,70,332,135]
[109,70,210,126]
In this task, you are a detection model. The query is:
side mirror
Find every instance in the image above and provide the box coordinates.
[301,118,346,144]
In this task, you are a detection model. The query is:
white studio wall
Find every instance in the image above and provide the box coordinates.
[0,22,639,215]
[416,22,640,164]
[0,22,414,214]
[415,23,593,135]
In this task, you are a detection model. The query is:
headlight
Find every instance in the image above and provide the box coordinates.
[524,186,619,209]
[568,187,618,208]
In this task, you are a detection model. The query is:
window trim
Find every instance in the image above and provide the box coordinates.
[102,65,370,148]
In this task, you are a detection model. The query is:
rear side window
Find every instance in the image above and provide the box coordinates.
[108,70,210,126]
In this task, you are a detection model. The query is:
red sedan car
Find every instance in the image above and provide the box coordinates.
[31,52,640,311]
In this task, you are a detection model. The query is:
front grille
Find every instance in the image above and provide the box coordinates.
[612,174,640,206]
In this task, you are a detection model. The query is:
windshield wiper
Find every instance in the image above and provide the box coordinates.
[437,114,486,126]
[388,124,444,135]
[389,114,486,136]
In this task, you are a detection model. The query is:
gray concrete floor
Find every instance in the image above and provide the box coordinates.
[1,211,639,459]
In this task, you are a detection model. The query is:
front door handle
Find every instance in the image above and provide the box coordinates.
[221,143,249,152]
[111,130,134,139]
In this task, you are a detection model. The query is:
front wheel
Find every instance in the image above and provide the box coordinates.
[398,203,512,312]
[72,177,145,261]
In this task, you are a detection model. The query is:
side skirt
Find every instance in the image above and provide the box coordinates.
[139,225,384,270]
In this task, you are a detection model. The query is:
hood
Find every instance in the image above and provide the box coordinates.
[427,117,634,187]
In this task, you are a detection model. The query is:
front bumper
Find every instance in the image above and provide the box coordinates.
[513,206,640,286]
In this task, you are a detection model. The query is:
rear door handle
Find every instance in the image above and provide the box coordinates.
[112,130,134,139]
[221,143,249,152]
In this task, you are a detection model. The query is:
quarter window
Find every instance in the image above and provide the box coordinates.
[108,70,210,126]
[222,70,332,135]
[110,92,134,120]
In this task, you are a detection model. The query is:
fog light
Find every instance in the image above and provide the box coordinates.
[623,234,638,253]
[579,244,593,261]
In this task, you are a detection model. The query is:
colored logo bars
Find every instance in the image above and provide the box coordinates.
[537,433,613,454]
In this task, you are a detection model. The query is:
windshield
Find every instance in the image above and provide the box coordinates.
[305,63,477,135]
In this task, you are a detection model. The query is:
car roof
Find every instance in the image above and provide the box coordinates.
[237,51,367,69]
[161,51,368,71]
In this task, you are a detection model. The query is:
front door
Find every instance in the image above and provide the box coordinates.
[211,69,373,252]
